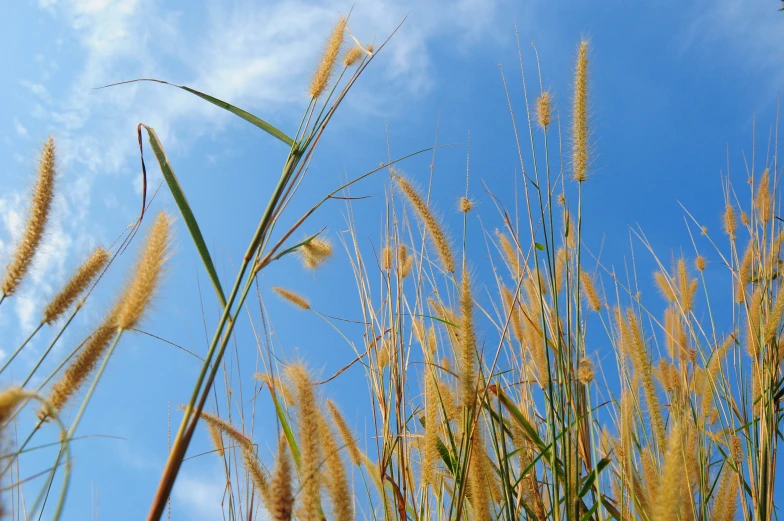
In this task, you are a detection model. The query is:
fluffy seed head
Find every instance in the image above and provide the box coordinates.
[459,266,477,407]
[319,415,353,520]
[327,400,360,466]
[309,17,346,99]
[343,46,363,67]
[577,357,595,384]
[580,270,602,312]
[398,244,413,278]
[301,238,333,269]
[287,365,322,521]
[0,387,25,422]
[459,196,473,213]
[537,91,552,129]
[396,176,455,273]
[43,247,110,324]
[723,204,737,240]
[115,212,171,330]
[755,168,772,224]
[264,436,294,521]
[571,41,590,182]
[695,255,706,271]
[273,287,310,310]
[2,137,57,296]
[381,246,393,271]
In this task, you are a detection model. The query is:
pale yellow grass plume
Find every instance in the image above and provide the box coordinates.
[580,270,602,312]
[724,204,737,240]
[564,210,576,248]
[0,387,25,422]
[571,41,589,182]
[207,424,225,458]
[115,212,171,330]
[459,196,473,213]
[43,321,117,418]
[300,237,333,269]
[309,17,346,99]
[273,286,311,310]
[695,255,706,271]
[422,364,439,486]
[264,436,294,521]
[398,244,413,277]
[664,307,687,361]
[741,211,750,226]
[709,436,740,521]
[467,432,492,521]
[496,229,519,270]
[396,176,455,273]
[626,310,666,448]
[319,415,353,520]
[577,357,595,384]
[459,267,477,406]
[537,91,552,129]
[755,168,772,224]
[676,258,698,312]
[765,288,784,346]
[43,246,109,324]
[654,270,677,303]
[286,365,322,521]
[327,400,361,466]
[381,245,393,271]
[652,422,685,521]
[188,408,253,452]
[343,45,363,67]
[554,247,568,294]
[243,449,269,498]
[736,240,754,302]
[746,285,763,358]
[2,137,57,297]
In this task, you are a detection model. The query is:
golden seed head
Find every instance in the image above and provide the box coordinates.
[43,246,110,324]
[740,211,750,226]
[272,286,310,310]
[755,168,772,224]
[577,357,595,384]
[115,212,171,330]
[459,196,473,213]
[537,91,552,129]
[319,414,353,520]
[327,400,361,466]
[396,176,455,273]
[286,364,322,521]
[580,270,602,312]
[459,266,477,407]
[366,44,373,54]
[557,193,566,206]
[309,17,346,99]
[723,204,737,240]
[343,46,363,67]
[398,244,413,278]
[2,136,57,297]
[264,436,294,521]
[381,245,393,271]
[301,237,333,269]
[695,255,706,271]
[0,387,25,422]
[571,41,590,182]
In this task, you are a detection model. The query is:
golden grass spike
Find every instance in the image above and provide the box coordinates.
[327,400,361,466]
[571,41,589,182]
[724,204,737,240]
[459,196,473,213]
[422,363,439,486]
[537,91,552,129]
[746,286,763,358]
[309,17,346,99]
[626,309,666,448]
[577,357,595,384]
[265,436,294,521]
[580,270,602,312]
[187,408,253,452]
[467,430,491,521]
[343,45,363,67]
[43,247,110,324]
[459,266,477,406]
[398,244,413,278]
[2,137,56,297]
[286,365,322,521]
[396,176,455,273]
[554,247,567,294]
[755,168,772,224]
[115,212,171,330]
[654,271,677,303]
[207,424,225,458]
[255,373,296,405]
[43,322,117,418]
[272,287,311,310]
[242,449,269,497]
[496,230,519,271]
[500,286,524,343]
[381,245,393,271]
[765,289,784,346]
[0,387,25,422]
[736,240,754,302]
[319,415,353,520]
[301,238,333,269]
[652,422,685,521]
[695,255,706,271]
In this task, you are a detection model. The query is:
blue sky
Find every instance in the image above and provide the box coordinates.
[0,1,782,519]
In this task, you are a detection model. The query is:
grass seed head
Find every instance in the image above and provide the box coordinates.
[43,246,110,324]
[343,45,363,67]
[537,91,552,129]
[309,17,346,99]
[2,137,57,297]
[571,41,590,182]
[273,287,311,310]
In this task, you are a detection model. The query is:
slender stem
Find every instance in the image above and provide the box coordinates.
[22,308,80,387]
[0,322,44,376]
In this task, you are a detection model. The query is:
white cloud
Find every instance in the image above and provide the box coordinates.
[13,118,29,139]
[172,471,229,521]
[20,80,52,103]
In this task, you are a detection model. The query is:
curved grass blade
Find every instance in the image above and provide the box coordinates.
[105,79,294,147]
[140,124,227,307]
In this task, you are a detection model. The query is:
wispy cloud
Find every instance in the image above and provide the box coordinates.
[13,118,30,139]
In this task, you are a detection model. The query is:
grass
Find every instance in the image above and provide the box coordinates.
[0,13,781,521]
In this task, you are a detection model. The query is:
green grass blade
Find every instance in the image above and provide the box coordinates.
[106,79,294,146]
[142,125,227,307]
[266,385,301,467]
